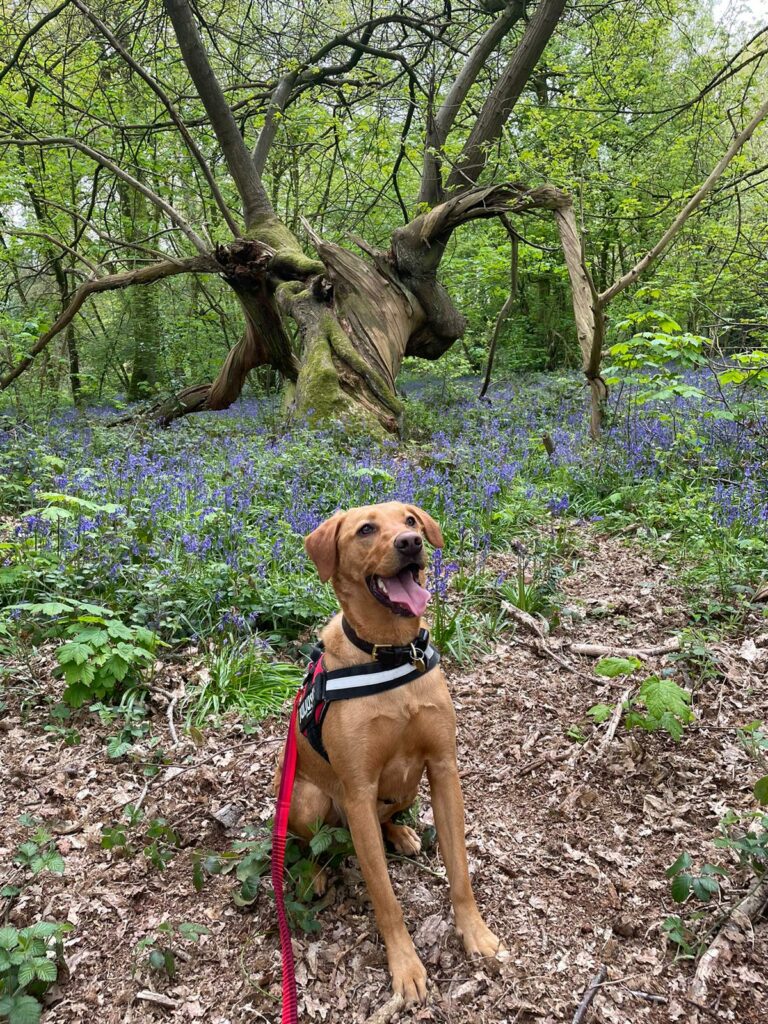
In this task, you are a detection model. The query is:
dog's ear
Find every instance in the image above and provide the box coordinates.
[305,513,344,582]
[406,505,444,549]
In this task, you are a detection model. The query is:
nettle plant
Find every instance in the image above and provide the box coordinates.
[133,922,210,983]
[588,657,693,741]
[10,600,159,707]
[193,821,355,934]
[101,804,182,871]
[604,296,711,406]
[0,921,72,1024]
[3,817,66,907]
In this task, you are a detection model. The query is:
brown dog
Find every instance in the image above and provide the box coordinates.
[281,501,507,1003]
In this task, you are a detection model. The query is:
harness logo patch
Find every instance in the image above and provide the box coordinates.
[299,687,315,726]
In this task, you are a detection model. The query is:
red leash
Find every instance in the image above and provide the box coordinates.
[272,690,302,1024]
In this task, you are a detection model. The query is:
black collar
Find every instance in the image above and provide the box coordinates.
[342,617,431,670]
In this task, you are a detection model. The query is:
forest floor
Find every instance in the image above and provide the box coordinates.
[2,529,767,1024]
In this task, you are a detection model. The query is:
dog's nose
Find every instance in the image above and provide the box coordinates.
[394,531,423,559]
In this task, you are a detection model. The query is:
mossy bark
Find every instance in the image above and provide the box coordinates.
[285,241,416,434]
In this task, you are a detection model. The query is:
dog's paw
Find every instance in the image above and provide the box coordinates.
[458,919,510,963]
[382,822,421,856]
[389,950,428,1004]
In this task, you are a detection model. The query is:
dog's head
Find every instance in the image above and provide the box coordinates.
[305,502,444,623]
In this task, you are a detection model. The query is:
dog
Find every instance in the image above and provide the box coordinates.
[278,501,507,1003]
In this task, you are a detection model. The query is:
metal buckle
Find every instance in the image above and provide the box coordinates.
[410,643,426,674]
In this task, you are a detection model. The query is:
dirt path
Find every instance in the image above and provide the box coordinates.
[1,532,766,1023]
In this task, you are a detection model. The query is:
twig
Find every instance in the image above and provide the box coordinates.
[166,693,180,748]
[363,993,405,1024]
[388,854,447,882]
[689,874,768,1009]
[569,638,681,660]
[517,749,571,777]
[572,965,607,1024]
[502,601,584,676]
[596,686,633,757]
[625,988,667,1004]
[135,990,177,1008]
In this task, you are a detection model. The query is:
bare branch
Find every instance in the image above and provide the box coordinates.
[252,73,298,176]
[0,0,72,87]
[445,0,568,194]
[0,256,217,390]
[600,95,768,304]
[419,2,526,206]
[1,226,100,275]
[163,0,273,229]
[71,0,242,237]
[4,137,211,254]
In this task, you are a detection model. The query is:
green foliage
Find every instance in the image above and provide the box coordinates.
[661,915,701,959]
[184,639,302,725]
[0,921,72,1024]
[593,656,642,678]
[12,834,64,878]
[715,809,768,876]
[101,805,181,871]
[588,674,693,742]
[9,601,159,707]
[193,820,355,934]
[626,676,694,740]
[665,851,727,904]
[133,922,210,983]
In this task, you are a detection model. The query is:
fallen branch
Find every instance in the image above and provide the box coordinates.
[569,638,681,660]
[596,686,633,757]
[572,965,607,1024]
[625,988,667,1005]
[135,990,177,1009]
[503,601,586,676]
[363,992,405,1024]
[689,875,768,1010]
[166,693,180,747]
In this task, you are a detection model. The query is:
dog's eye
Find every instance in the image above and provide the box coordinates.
[357,523,376,536]
[405,515,417,527]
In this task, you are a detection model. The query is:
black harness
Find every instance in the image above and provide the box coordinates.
[297,618,441,763]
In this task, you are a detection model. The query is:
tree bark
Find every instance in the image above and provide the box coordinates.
[445,0,568,194]
[419,2,526,207]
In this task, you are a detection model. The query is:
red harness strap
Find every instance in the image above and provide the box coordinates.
[272,690,302,1024]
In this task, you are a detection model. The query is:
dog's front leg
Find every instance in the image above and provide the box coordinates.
[344,788,428,1003]
[427,759,508,961]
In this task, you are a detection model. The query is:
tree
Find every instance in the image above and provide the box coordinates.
[1,0,766,434]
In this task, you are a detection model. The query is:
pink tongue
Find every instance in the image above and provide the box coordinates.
[382,569,431,617]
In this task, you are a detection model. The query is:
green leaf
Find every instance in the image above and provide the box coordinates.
[754,776,768,805]
[17,961,36,988]
[594,656,641,678]
[587,703,614,724]
[692,876,720,903]
[309,829,333,856]
[0,926,19,949]
[659,711,684,741]
[638,676,691,721]
[665,852,692,878]
[57,642,92,666]
[62,681,93,708]
[149,948,166,972]
[33,957,57,982]
[106,620,133,640]
[5,993,42,1024]
[671,873,692,902]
